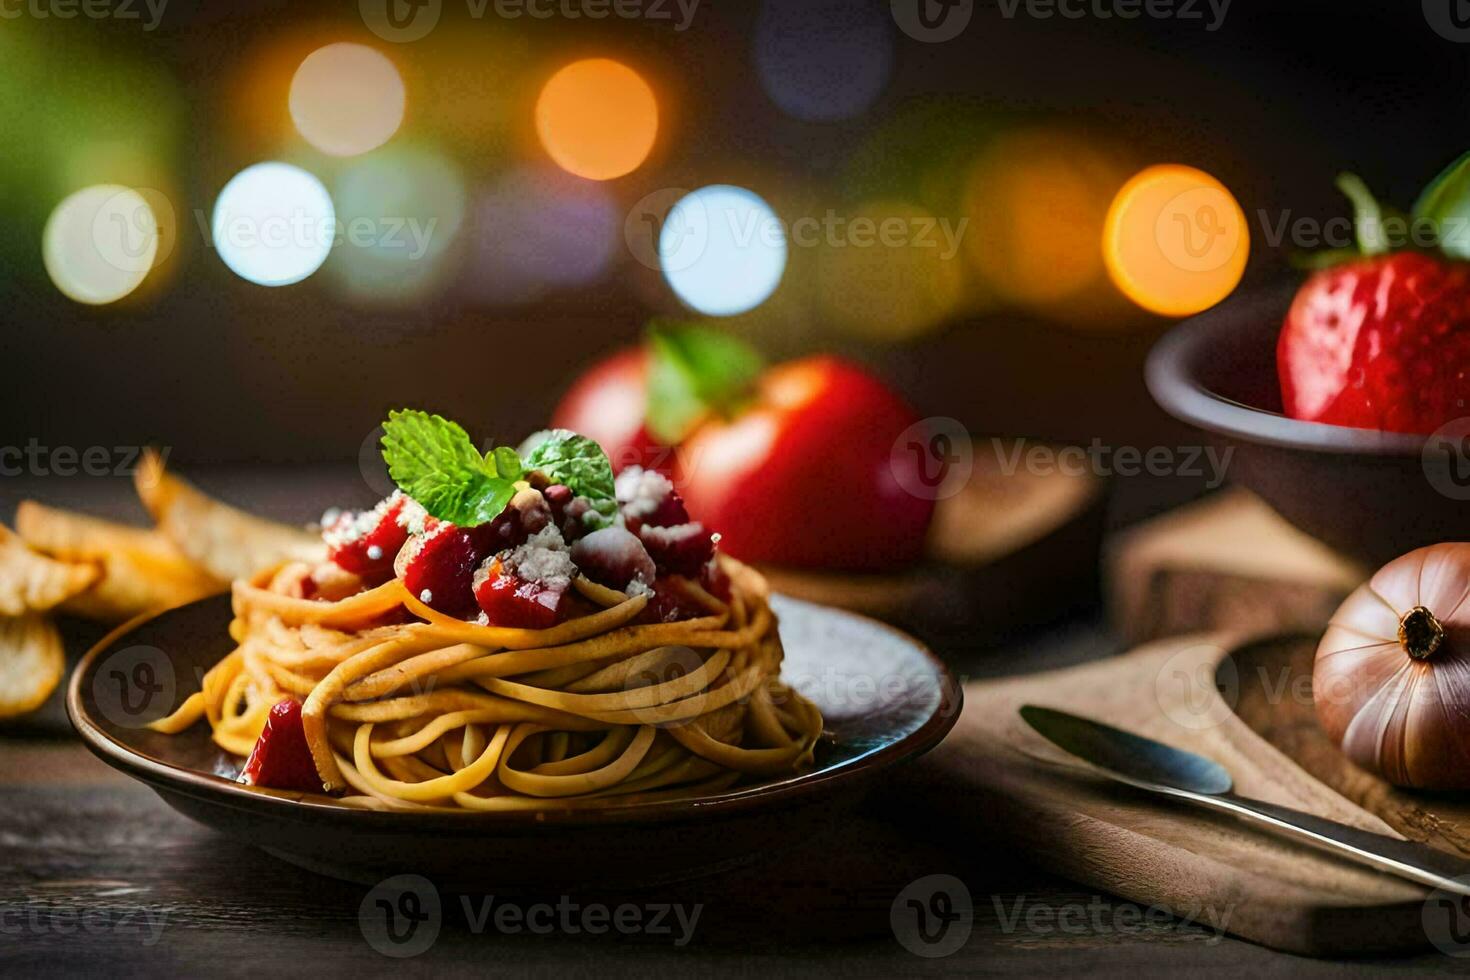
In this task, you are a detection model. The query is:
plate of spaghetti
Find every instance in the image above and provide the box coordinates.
[67,411,959,886]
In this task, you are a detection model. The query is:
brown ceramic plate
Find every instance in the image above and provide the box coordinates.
[68,593,960,888]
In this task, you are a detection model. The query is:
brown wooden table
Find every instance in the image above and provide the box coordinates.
[0,469,1458,976]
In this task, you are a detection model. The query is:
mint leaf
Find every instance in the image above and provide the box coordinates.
[1413,151,1470,259]
[522,429,616,506]
[490,446,523,482]
[1335,173,1388,256]
[380,409,516,527]
[645,322,764,444]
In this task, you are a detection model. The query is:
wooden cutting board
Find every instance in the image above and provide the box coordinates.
[928,633,1446,956]
[1105,489,1366,643]
[1231,634,1470,859]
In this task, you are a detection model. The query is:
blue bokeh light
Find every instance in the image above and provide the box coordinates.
[659,184,787,317]
[212,162,335,287]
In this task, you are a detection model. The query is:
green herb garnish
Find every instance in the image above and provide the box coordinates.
[381,411,616,528]
[520,429,617,506]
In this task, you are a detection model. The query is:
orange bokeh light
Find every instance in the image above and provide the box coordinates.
[1103,164,1249,317]
[535,59,658,181]
[962,128,1126,311]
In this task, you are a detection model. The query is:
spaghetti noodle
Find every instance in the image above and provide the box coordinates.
[150,554,824,811]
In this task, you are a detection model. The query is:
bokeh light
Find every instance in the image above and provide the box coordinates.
[536,59,658,181]
[816,199,964,342]
[43,185,158,305]
[962,128,1126,310]
[1103,164,1249,317]
[328,145,466,304]
[755,0,893,122]
[467,165,619,305]
[212,162,335,287]
[660,185,787,317]
[289,43,406,157]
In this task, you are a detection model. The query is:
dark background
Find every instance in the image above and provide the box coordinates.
[1,0,1462,520]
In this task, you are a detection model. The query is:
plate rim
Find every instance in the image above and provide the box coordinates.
[66,592,962,830]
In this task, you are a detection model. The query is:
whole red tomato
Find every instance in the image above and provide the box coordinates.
[551,348,670,474]
[674,356,934,570]
[1279,252,1470,435]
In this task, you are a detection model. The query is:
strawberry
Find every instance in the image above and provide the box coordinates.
[1279,163,1470,435]
[239,698,322,794]
[1280,253,1470,434]
[324,492,413,582]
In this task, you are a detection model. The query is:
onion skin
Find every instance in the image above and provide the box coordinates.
[1313,543,1470,790]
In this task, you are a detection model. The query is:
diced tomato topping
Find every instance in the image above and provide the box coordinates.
[239,698,322,794]
[616,467,690,534]
[397,519,491,618]
[640,574,708,624]
[639,521,715,577]
[325,492,411,582]
[473,559,568,629]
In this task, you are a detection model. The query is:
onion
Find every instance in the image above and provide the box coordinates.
[1313,543,1470,789]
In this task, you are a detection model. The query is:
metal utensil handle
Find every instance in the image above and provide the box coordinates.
[1190,791,1470,897]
